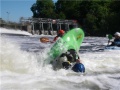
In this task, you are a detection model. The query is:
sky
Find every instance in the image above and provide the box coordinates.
[0,0,57,23]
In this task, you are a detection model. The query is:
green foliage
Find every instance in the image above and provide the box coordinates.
[30,0,120,36]
[31,0,55,18]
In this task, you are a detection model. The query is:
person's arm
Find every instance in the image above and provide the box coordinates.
[50,36,58,43]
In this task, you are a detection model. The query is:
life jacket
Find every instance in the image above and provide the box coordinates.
[114,41,120,47]
[66,49,79,63]
[53,36,58,42]
[60,49,79,63]
[53,34,63,42]
[113,39,120,47]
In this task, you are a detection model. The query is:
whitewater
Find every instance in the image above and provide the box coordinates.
[0,28,120,90]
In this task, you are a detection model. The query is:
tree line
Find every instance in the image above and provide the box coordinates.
[0,18,22,30]
[31,0,120,36]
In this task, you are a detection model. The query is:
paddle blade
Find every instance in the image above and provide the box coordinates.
[40,37,50,43]
[106,34,113,40]
[108,34,113,39]
[106,34,113,45]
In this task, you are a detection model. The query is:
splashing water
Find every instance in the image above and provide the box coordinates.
[0,29,120,90]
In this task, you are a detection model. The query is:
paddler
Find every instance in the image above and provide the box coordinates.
[109,32,120,47]
[40,29,65,43]
[58,49,85,73]
[50,29,65,43]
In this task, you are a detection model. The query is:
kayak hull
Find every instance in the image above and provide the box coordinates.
[48,28,84,61]
[105,46,120,50]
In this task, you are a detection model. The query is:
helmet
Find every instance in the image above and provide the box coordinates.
[58,29,65,35]
[72,63,85,73]
[114,32,120,37]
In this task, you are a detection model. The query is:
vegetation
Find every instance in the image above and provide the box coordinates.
[0,18,21,30]
[31,0,120,36]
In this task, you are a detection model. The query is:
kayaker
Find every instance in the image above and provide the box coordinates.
[110,32,120,47]
[57,51,85,73]
[40,29,65,43]
[58,49,83,70]
[50,29,65,43]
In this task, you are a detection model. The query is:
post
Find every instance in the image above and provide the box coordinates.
[6,12,10,23]
[32,22,35,34]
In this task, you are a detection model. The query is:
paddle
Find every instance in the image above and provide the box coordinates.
[40,37,50,43]
[106,34,113,45]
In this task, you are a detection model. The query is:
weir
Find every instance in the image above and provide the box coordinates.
[20,17,78,35]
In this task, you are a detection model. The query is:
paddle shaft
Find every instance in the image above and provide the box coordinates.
[107,34,113,45]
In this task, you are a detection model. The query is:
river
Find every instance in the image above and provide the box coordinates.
[0,28,120,90]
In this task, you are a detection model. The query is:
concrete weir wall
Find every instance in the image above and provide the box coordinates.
[0,18,78,35]
[20,18,78,35]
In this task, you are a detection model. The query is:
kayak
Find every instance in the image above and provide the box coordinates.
[43,28,85,73]
[48,28,84,62]
[105,46,120,50]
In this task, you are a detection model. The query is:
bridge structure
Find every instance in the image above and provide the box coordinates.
[20,17,78,35]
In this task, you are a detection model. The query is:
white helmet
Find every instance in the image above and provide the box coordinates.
[114,32,120,37]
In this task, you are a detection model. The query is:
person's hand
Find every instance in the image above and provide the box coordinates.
[76,59,81,63]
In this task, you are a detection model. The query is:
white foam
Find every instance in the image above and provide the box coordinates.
[0,27,32,36]
[0,29,120,90]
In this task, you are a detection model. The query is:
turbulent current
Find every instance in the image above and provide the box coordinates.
[0,28,120,90]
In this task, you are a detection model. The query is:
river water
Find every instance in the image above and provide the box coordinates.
[0,28,120,90]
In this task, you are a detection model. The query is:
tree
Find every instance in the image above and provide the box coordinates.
[55,0,80,19]
[31,0,56,18]
[107,1,120,34]
[78,1,111,36]
[30,0,120,36]
[31,3,38,17]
